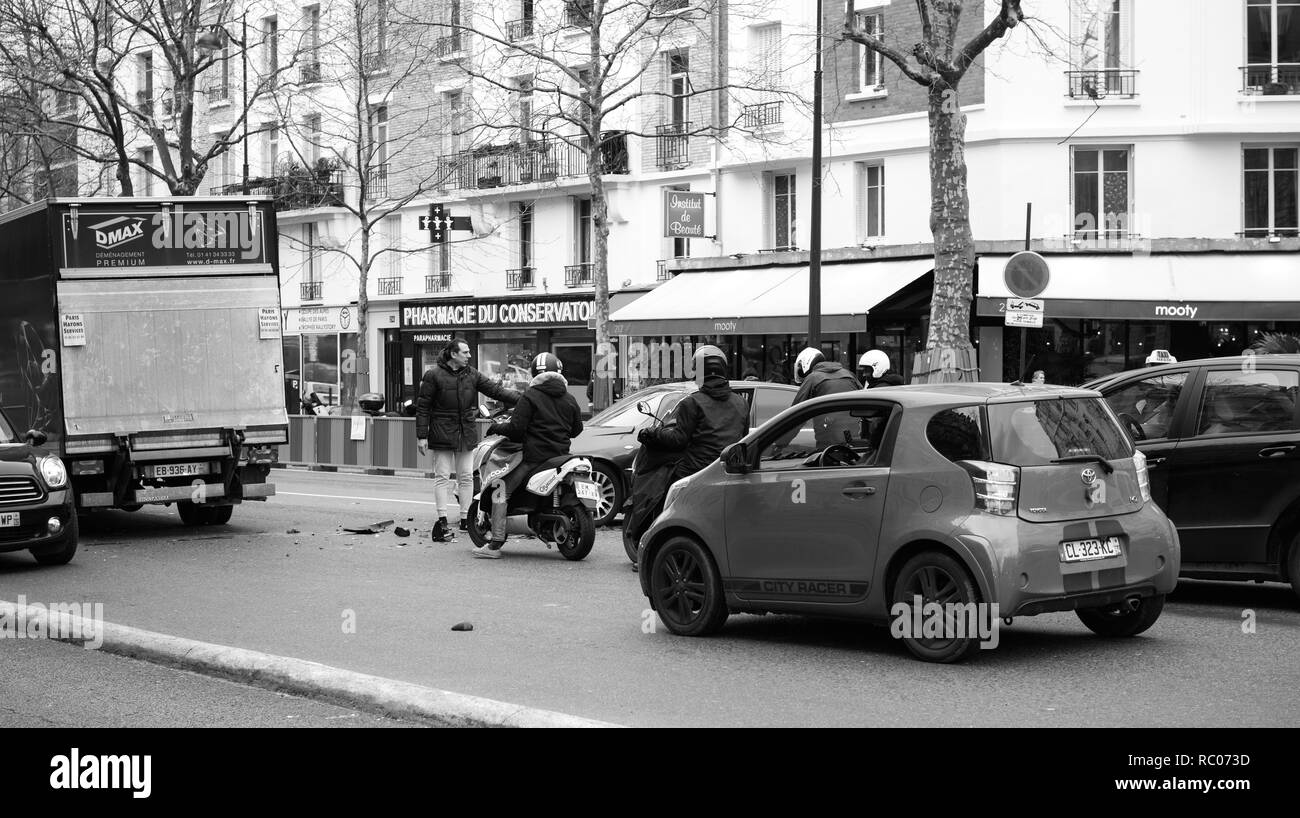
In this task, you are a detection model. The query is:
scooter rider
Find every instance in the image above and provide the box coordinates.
[792,347,861,405]
[637,345,749,482]
[475,353,583,559]
[857,349,905,388]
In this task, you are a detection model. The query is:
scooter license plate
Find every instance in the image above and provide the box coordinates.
[573,479,599,507]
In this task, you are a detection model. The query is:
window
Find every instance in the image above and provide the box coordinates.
[1197,370,1299,435]
[1069,0,1135,97]
[1102,373,1188,441]
[575,197,592,265]
[303,5,321,81]
[139,148,154,196]
[516,77,534,143]
[384,215,401,277]
[304,223,321,283]
[263,17,278,74]
[771,173,797,250]
[752,23,782,94]
[857,162,884,240]
[1071,145,1132,239]
[759,404,893,470]
[927,407,989,462]
[1245,0,1300,93]
[1244,146,1299,237]
[667,51,689,125]
[988,399,1131,466]
[264,123,281,175]
[369,105,388,166]
[137,52,154,114]
[444,91,465,154]
[857,11,884,92]
[517,201,534,271]
[304,113,321,164]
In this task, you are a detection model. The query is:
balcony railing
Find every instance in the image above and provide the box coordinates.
[656,121,690,169]
[564,0,594,27]
[1239,227,1299,239]
[742,101,782,129]
[426,273,452,292]
[434,33,463,58]
[565,263,592,287]
[300,280,323,301]
[506,267,534,290]
[378,276,402,295]
[301,60,322,84]
[506,17,534,42]
[434,133,629,191]
[365,163,388,200]
[1065,68,1139,99]
[217,167,345,212]
[206,83,229,103]
[1241,64,1300,95]
[362,52,386,74]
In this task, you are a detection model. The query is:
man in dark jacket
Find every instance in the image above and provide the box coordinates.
[475,353,583,558]
[790,347,862,448]
[416,339,519,541]
[637,346,749,482]
[858,349,906,388]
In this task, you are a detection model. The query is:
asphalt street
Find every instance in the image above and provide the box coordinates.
[2,466,1298,727]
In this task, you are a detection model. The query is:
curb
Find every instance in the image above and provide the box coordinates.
[1,599,620,728]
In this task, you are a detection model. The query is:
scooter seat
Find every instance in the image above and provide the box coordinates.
[527,453,586,476]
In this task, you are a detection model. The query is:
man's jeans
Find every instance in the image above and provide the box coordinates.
[432,447,475,518]
[489,461,538,543]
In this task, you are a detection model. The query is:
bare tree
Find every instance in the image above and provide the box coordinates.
[416,0,792,411]
[843,0,1025,382]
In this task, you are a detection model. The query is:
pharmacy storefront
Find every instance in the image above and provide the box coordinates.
[396,295,596,409]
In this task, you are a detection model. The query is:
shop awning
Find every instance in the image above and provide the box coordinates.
[977,253,1300,320]
[606,258,933,336]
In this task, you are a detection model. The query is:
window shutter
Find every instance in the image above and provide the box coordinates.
[854,163,866,244]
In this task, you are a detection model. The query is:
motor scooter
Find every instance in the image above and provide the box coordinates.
[621,400,683,563]
[466,405,601,561]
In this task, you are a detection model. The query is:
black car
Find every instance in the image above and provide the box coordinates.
[571,381,798,526]
[0,408,78,565]
[1085,354,1300,597]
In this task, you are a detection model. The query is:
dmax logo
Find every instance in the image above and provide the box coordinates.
[90,217,146,249]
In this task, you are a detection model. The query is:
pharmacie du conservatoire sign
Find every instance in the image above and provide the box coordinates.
[401,297,594,330]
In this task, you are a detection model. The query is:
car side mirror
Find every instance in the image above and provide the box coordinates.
[635,400,654,418]
[25,429,47,447]
[722,442,751,475]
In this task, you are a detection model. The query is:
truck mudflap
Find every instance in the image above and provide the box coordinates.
[79,482,275,508]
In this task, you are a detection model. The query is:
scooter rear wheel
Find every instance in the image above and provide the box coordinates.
[557,506,596,561]
[622,522,640,564]
[465,499,493,548]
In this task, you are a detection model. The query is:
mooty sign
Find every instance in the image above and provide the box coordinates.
[663,190,706,238]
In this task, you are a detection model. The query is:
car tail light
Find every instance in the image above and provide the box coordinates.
[1133,449,1151,503]
[960,460,1019,516]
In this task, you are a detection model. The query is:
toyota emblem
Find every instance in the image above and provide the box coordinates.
[1081,468,1097,485]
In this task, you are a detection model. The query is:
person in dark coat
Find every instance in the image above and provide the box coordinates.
[475,353,583,558]
[792,347,861,405]
[416,338,519,541]
[858,349,906,388]
[637,346,750,483]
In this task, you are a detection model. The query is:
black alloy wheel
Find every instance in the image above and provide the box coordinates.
[649,536,727,636]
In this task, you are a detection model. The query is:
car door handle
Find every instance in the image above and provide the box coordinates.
[842,484,876,497]
[1146,457,1166,467]
[1259,445,1296,459]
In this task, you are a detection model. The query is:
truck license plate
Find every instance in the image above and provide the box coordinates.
[0,512,19,527]
[1060,536,1123,563]
[144,462,210,478]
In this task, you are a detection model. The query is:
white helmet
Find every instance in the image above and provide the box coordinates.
[858,349,891,380]
[794,347,824,385]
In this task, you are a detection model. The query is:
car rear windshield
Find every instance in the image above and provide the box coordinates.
[987,398,1131,466]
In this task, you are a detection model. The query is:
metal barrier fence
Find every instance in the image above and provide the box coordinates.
[277,415,493,476]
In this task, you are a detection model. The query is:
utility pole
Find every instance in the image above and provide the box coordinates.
[808,0,823,349]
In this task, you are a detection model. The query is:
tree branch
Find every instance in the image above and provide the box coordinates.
[953,0,1023,79]
[843,0,931,86]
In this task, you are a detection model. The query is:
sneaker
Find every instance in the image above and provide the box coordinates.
[431,517,449,542]
[471,543,503,559]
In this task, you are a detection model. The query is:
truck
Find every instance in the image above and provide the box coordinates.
[0,197,288,531]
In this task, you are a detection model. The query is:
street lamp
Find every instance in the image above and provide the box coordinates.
[196,16,250,190]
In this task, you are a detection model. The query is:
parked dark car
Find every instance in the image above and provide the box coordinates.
[1084,354,1300,597]
[0,408,78,565]
[571,381,798,526]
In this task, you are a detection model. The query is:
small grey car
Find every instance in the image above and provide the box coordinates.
[636,383,1181,662]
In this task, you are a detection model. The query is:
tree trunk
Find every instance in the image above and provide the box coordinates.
[349,225,372,413]
[914,83,979,383]
[588,20,613,413]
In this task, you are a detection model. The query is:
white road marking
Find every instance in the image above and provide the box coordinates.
[279,491,438,506]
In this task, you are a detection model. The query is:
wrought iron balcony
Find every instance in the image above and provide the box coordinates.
[655,121,690,169]
[565,263,592,287]
[1241,64,1300,95]
[742,101,782,129]
[300,280,323,301]
[434,33,463,58]
[365,163,388,200]
[378,277,402,295]
[506,267,534,290]
[1065,69,1138,99]
[434,133,628,192]
[426,273,452,293]
[506,17,534,42]
[301,61,322,84]
[564,0,594,27]
[206,83,229,103]
[217,166,345,212]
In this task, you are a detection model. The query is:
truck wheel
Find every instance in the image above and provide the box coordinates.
[177,501,207,526]
[31,514,78,566]
[205,505,234,525]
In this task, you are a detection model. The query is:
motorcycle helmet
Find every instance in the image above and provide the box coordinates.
[793,347,825,385]
[358,392,386,414]
[692,344,728,388]
[531,352,563,376]
[858,349,891,380]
